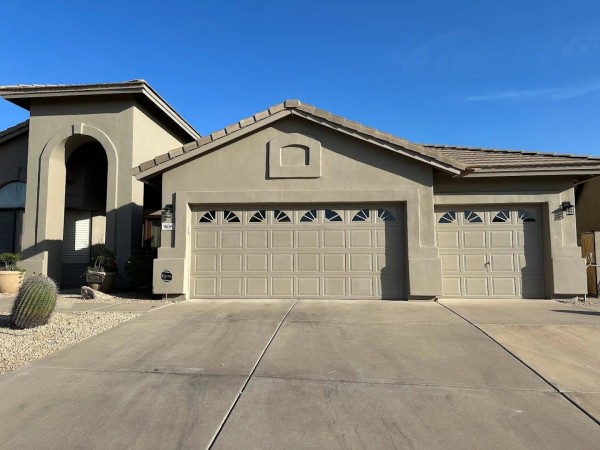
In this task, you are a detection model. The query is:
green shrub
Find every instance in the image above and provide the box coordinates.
[10,273,58,329]
[125,252,154,289]
[88,247,117,273]
[0,253,22,271]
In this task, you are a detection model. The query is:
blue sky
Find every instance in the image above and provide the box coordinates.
[1,0,599,155]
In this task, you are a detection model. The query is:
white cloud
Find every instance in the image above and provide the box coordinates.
[466,82,600,102]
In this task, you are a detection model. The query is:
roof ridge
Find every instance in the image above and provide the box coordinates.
[132,99,464,177]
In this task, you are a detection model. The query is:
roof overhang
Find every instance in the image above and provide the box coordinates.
[133,100,465,181]
[0,120,29,144]
[458,167,600,177]
[0,81,200,141]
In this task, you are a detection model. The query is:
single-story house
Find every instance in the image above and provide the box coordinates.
[1,80,599,300]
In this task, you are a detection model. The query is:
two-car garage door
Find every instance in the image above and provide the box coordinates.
[436,206,544,298]
[190,206,406,299]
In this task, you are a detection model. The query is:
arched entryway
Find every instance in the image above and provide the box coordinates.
[61,141,108,286]
[0,181,26,254]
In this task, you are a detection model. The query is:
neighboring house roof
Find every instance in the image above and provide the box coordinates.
[133,100,466,180]
[133,99,600,180]
[426,144,600,175]
[0,120,29,144]
[0,80,200,141]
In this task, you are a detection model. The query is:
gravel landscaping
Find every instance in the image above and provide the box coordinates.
[0,288,170,376]
[0,310,141,375]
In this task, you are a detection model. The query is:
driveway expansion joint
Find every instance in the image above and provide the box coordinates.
[207,298,300,449]
[437,301,600,427]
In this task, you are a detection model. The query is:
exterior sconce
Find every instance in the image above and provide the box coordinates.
[560,201,575,216]
[161,204,173,222]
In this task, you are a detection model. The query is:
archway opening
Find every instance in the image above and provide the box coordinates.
[61,140,108,286]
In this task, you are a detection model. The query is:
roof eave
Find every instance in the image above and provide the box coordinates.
[0,120,29,144]
[0,81,200,141]
[460,167,600,177]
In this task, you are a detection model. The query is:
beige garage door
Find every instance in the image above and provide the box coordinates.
[190,206,406,299]
[436,206,544,298]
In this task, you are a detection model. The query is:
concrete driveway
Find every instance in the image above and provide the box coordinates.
[0,299,598,449]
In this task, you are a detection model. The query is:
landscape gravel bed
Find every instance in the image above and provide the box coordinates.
[0,311,140,375]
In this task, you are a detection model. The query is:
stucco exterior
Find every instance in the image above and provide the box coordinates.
[1,82,597,298]
[0,82,199,286]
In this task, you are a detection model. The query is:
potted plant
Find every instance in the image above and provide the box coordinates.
[0,253,25,294]
[85,248,117,293]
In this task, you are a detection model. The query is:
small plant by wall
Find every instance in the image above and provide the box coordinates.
[10,273,58,330]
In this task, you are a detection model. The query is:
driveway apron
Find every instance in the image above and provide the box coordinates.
[0,299,598,449]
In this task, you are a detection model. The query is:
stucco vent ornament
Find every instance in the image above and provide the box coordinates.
[268,133,321,178]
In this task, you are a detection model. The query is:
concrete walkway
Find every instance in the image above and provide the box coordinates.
[0,299,598,449]
[0,296,169,313]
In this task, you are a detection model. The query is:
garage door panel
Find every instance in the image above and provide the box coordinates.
[194,278,217,296]
[272,230,294,248]
[520,253,543,274]
[521,276,544,298]
[491,278,517,296]
[349,254,373,272]
[247,231,268,248]
[442,277,462,296]
[323,230,346,248]
[490,230,514,249]
[272,278,294,296]
[463,231,486,249]
[246,254,268,271]
[437,206,543,299]
[246,278,268,296]
[463,254,487,272]
[464,277,489,296]
[437,231,459,249]
[191,206,406,299]
[324,278,346,296]
[195,231,218,249]
[298,253,319,271]
[440,254,460,272]
[350,278,374,296]
[490,254,515,272]
[221,254,243,272]
[195,254,217,272]
[221,278,243,296]
[349,229,372,247]
[221,231,243,248]
[324,253,346,271]
[272,254,294,271]
[297,230,319,248]
[298,278,320,296]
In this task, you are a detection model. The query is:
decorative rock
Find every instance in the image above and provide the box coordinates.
[81,286,95,299]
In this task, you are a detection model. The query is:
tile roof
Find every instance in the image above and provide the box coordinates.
[133,100,465,178]
[0,80,200,140]
[425,144,600,171]
[134,99,600,178]
[0,120,29,144]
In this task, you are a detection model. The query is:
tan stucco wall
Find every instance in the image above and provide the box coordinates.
[0,132,28,186]
[18,96,190,285]
[154,116,443,299]
[434,173,586,297]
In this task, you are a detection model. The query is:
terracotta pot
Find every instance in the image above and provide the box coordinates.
[0,271,24,293]
[86,271,116,293]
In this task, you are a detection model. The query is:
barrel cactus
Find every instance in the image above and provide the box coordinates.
[10,273,58,329]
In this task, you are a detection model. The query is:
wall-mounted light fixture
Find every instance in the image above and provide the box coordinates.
[560,201,575,216]
[161,204,173,222]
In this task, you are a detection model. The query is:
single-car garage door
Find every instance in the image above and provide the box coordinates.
[436,206,544,298]
[190,206,406,299]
